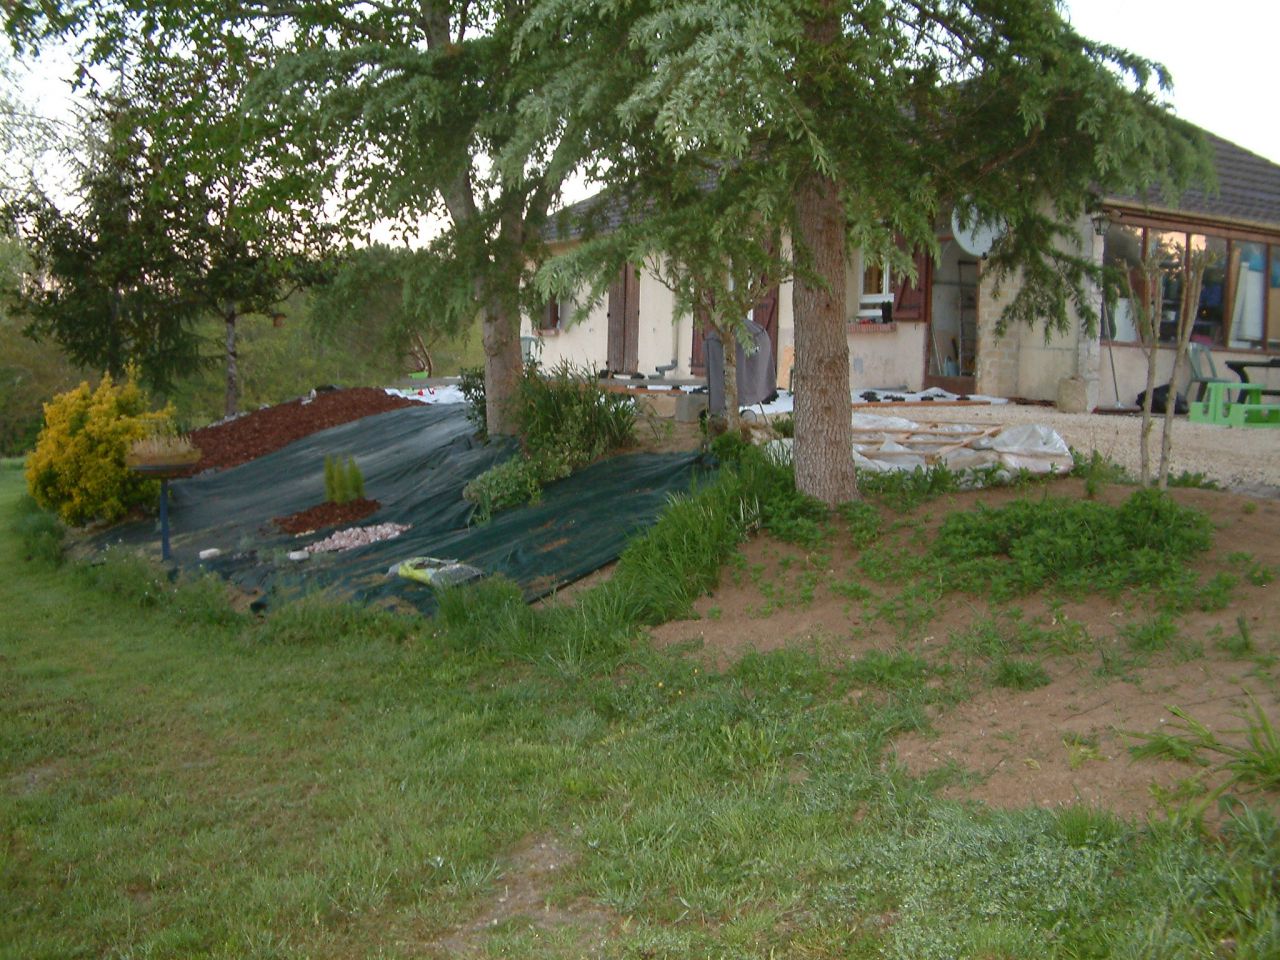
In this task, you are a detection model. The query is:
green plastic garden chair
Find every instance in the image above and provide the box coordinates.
[1187,343,1236,401]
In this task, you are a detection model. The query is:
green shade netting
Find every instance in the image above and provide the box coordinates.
[97,404,708,614]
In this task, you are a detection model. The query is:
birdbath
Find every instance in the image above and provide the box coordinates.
[126,440,201,562]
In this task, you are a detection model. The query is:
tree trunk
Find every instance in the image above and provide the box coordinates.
[482,300,524,436]
[792,172,857,504]
[224,310,240,419]
[723,331,740,432]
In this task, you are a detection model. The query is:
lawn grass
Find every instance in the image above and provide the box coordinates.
[3,463,1279,958]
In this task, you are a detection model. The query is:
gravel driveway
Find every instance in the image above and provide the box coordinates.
[916,403,1280,495]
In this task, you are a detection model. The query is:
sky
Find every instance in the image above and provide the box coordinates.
[1062,0,1279,162]
[8,1,1279,207]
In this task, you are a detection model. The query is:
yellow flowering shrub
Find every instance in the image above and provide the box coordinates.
[25,370,175,526]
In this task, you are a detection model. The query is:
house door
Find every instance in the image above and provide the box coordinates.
[607,264,640,374]
[922,243,977,395]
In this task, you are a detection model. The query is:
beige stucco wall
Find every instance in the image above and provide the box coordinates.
[523,289,610,373]
[975,212,1105,404]
[846,324,926,390]
[521,257,691,376]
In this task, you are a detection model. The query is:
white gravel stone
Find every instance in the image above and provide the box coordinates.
[306,522,411,554]
[913,404,1280,493]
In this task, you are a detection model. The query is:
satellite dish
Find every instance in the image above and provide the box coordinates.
[950,205,1007,258]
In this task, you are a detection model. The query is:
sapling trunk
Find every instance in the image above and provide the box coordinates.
[1158,250,1210,489]
[1125,254,1166,487]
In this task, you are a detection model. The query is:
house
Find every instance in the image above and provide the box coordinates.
[523,129,1280,408]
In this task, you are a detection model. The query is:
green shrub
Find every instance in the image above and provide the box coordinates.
[25,369,174,525]
[346,456,365,500]
[463,456,544,522]
[463,363,636,520]
[459,365,486,436]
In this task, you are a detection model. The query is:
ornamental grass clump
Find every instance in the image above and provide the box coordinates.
[125,433,200,468]
[323,455,365,504]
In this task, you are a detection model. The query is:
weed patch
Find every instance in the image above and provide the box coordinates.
[845,650,929,689]
[991,658,1051,690]
[936,488,1212,599]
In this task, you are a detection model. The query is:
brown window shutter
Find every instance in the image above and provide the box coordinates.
[540,298,559,331]
[893,249,930,321]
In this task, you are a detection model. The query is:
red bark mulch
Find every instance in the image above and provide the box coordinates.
[187,388,418,473]
[274,498,381,535]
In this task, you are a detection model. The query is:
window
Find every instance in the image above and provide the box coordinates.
[858,260,893,321]
[538,296,563,333]
[1103,223,1143,341]
[1102,219,1280,351]
[1228,241,1266,347]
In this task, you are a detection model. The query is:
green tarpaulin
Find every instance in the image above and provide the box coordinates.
[97,404,708,614]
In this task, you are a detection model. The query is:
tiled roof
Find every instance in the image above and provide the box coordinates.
[545,189,649,244]
[1108,130,1280,231]
[552,131,1280,240]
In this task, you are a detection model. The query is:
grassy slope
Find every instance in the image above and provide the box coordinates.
[2,461,1277,959]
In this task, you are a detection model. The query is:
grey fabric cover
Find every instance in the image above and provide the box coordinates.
[706,320,775,414]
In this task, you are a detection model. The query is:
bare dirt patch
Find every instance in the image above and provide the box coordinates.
[894,655,1271,821]
[427,834,614,958]
[650,478,1280,820]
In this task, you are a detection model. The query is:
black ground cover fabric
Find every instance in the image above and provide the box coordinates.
[97,404,708,614]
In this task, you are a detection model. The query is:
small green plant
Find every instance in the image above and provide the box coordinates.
[459,365,486,436]
[1062,733,1104,769]
[1120,613,1178,653]
[346,456,365,500]
[1227,551,1275,587]
[1127,696,1280,794]
[991,657,1051,690]
[1216,616,1256,659]
[837,499,882,547]
[323,454,365,504]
